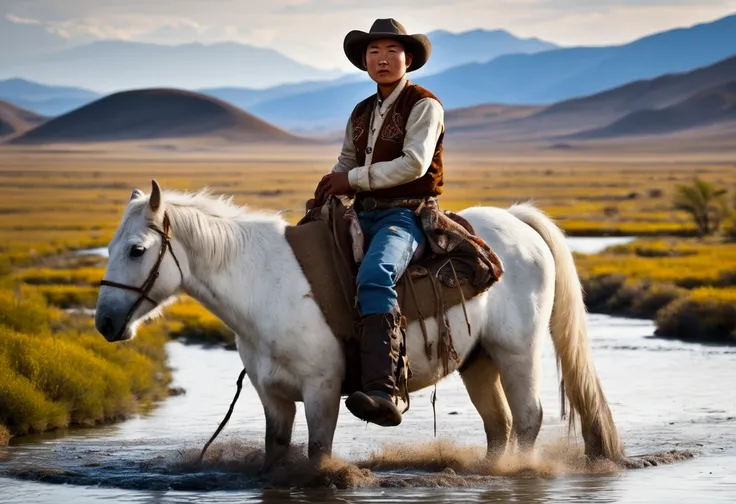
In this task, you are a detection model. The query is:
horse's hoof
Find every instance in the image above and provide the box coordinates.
[345,391,402,427]
[258,459,280,477]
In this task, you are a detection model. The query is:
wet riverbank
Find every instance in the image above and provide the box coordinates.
[1,313,735,502]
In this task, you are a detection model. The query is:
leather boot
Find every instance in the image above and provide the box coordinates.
[345,306,406,427]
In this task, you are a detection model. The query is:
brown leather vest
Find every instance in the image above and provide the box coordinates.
[350,82,444,200]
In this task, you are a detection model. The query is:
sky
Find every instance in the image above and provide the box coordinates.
[3,0,736,71]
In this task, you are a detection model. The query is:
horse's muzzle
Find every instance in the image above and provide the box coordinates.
[95,310,125,342]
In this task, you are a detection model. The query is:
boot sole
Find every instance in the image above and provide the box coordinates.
[345,392,402,427]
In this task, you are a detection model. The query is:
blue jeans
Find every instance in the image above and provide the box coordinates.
[356,208,425,315]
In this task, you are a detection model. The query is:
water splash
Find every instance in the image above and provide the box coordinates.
[5,438,694,491]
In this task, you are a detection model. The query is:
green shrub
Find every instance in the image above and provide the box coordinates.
[656,288,736,342]
[0,353,69,435]
[0,284,171,438]
[0,288,50,334]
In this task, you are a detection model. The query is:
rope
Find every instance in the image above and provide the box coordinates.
[449,259,472,337]
[198,368,247,464]
[431,384,438,437]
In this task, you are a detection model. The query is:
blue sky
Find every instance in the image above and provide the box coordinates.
[2,0,736,70]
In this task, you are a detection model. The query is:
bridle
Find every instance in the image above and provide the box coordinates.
[99,211,183,339]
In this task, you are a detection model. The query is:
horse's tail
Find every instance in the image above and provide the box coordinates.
[507,202,624,461]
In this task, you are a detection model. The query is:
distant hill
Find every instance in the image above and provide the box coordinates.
[448,53,736,141]
[9,89,302,145]
[0,41,343,93]
[249,14,736,131]
[570,81,736,139]
[199,29,555,113]
[413,29,557,76]
[199,74,365,112]
[444,103,543,134]
[441,54,736,144]
[0,78,101,116]
[0,101,47,138]
[527,54,736,133]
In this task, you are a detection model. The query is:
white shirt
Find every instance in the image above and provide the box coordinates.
[331,76,445,192]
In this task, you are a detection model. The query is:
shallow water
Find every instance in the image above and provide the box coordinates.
[1,313,735,503]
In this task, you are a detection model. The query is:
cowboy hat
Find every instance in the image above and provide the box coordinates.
[343,18,431,72]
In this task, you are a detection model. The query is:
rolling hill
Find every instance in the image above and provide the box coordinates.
[9,89,302,145]
[411,29,557,76]
[249,14,736,131]
[0,78,101,117]
[445,54,736,141]
[0,101,47,138]
[570,81,736,139]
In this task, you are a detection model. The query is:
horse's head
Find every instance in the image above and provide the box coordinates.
[96,179,185,342]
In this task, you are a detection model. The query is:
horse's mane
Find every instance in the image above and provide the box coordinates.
[131,187,287,272]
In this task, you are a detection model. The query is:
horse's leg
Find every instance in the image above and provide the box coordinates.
[487,338,544,455]
[459,348,512,462]
[260,393,296,473]
[303,380,341,463]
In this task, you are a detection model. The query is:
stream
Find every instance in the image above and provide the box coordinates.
[2,235,735,502]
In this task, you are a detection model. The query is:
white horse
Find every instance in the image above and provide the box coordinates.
[95,180,626,471]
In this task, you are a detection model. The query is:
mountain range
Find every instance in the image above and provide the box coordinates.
[443,54,736,144]
[3,14,734,132]
[409,29,557,76]
[245,14,736,131]
[569,80,736,140]
[0,41,343,93]
[0,27,557,95]
[3,52,735,149]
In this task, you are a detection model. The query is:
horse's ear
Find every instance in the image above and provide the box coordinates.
[130,188,144,201]
[150,179,161,212]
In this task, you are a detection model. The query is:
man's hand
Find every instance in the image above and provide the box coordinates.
[315,172,352,205]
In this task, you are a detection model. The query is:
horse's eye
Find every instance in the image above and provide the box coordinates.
[129,245,146,258]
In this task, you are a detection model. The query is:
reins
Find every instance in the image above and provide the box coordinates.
[98,207,246,463]
[197,367,247,464]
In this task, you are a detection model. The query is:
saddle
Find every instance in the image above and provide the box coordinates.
[284,196,504,392]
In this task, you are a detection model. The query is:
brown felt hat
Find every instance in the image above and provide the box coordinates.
[343,18,431,72]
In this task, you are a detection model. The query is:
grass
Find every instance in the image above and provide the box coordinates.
[0,284,171,441]
[577,238,736,342]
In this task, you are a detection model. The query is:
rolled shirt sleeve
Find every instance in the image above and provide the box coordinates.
[348,97,444,192]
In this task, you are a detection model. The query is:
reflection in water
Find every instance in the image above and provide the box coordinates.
[1,314,735,503]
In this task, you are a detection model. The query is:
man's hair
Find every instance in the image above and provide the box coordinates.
[365,38,406,52]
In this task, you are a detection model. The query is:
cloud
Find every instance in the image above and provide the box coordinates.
[6,13,42,25]
[1,0,735,69]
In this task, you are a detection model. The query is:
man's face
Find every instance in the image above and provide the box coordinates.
[364,39,412,85]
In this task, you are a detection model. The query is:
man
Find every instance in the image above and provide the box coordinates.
[314,18,445,427]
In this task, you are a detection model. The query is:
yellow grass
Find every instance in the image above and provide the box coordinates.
[0,280,171,437]
[1,148,735,259]
[577,237,736,341]
[577,239,736,288]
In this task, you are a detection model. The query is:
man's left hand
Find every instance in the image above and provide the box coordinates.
[315,172,352,203]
